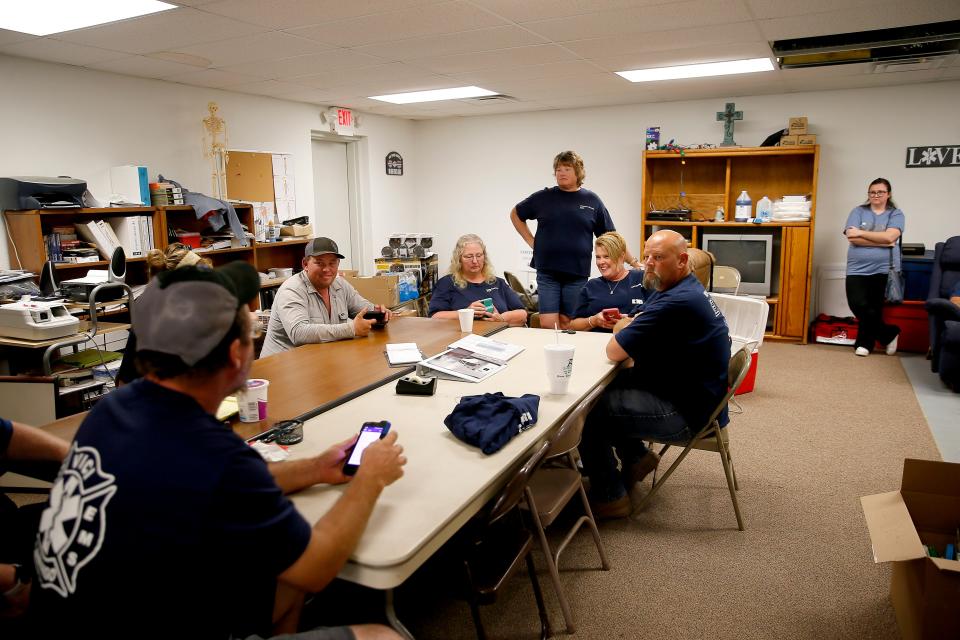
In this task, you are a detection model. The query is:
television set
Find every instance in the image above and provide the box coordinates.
[701,234,773,297]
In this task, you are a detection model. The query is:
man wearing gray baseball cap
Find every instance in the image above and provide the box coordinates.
[30,262,406,640]
[260,237,391,357]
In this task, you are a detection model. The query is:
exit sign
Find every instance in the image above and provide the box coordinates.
[332,107,355,135]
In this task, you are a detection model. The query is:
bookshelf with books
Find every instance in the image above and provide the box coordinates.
[6,203,311,311]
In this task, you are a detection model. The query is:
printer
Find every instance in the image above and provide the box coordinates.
[0,297,79,341]
[0,176,86,212]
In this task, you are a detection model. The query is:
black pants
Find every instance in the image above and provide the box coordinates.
[845,273,900,351]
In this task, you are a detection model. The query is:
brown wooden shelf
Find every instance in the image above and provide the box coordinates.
[642,220,811,228]
[256,239,310,248]
[53,256,147,269]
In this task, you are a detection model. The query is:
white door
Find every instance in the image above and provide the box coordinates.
[311,139,353,268]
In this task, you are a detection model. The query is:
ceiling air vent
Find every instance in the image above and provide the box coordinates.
[466,94,516,103]
[872,55,952,73]
[772,20,960,69]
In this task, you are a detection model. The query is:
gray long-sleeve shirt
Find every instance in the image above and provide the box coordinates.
[259,271,372,357]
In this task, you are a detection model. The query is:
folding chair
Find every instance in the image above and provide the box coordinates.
[712,265,741,294]
[505,271,538,314]
[458,440,553,639]
[522,384,609,634]
[633,347,753,530]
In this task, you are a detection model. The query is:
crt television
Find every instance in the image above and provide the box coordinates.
[701,234,773,297]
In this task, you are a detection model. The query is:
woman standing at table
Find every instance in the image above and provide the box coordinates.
[429,234,528,327]
[567,232,647,332]
[115,243,213,384]
[844,177,905,357]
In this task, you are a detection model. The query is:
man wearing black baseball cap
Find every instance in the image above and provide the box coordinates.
[30,262,406,639]
[260,237,391,357]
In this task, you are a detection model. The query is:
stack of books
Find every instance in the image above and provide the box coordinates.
[150,182,185,206]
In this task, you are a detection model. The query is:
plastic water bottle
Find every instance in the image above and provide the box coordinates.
[735,190,752,222]
[756,196,772,223]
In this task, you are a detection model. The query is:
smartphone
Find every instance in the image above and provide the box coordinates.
[364,310,386,326]
[602,307,622,321]
[343,421,391,476]
[480,298,495,313]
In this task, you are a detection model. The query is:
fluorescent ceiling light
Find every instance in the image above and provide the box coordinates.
[616,58,775,82]
[369,86,497,104]
[0,0,176,37]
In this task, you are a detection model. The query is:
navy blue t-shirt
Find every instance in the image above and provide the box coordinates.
[429,275,523,316]
[30,379,312,639]
[515,186,615,278]
[573,270,648,332]
[615,274,730,429]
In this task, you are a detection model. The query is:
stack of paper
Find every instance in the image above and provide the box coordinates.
[385,343,423,365]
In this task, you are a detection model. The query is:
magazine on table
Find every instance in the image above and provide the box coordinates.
[446,333,524,364]
[418,347,505,382]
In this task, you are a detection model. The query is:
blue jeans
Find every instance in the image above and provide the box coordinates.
[536,271,587,317]
[579,371,692,502]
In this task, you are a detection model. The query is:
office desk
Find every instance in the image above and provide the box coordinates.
[40,316,507,442]
[287,328,618,593]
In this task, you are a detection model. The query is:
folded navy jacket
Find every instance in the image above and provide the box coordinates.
[444,392,540,455]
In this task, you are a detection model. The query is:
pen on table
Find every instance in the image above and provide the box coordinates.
[246,426,279,444]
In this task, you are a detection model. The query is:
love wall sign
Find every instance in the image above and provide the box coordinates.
[905,145,960,168]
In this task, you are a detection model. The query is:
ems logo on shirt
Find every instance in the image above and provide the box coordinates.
[34,444,117,597]
[517,410,536,434]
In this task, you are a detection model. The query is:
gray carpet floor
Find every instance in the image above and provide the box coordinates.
[385,341,941,639]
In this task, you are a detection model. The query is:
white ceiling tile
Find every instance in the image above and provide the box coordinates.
[0,38,127,66]
[286,1,509,48]
[229,79,311,96]
[54,7,265,54]
[199,0,442,30]
[219,50,385,79]
[291,62,446,90]
[524,0,752,42]
[332,76,472,97]
[561,22,765,58]
[594,42,775,72]
[165,67,265,88]
[468,0,671,24]
[87,55,202,79]
[744,0,878,20]
[452,60,604,84]
[758,1,960,41]
[0,29,36,47]
[488,71,631,97]
[353,26,547,61]
[411,44,579,74]
[781,70,951,92]
[170,32,335,68]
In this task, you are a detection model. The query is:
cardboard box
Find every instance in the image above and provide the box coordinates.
[860,459,960,640]
[280,223,312,237]
[780,135,799,146]
[374,254,439,295]
[798,134,818,145]
[343,274,399,308]
[788,117,808,135]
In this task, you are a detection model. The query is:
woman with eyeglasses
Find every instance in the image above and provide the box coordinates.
[843,177,905,357]
[428,234,528,326]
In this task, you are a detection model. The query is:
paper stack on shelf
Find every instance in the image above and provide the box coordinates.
[771,195,812,221]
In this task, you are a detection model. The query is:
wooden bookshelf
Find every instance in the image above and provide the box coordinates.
[640,146,820,343]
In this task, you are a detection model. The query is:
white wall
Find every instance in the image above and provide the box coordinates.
[412,81,960,293]
[0,54,418,273]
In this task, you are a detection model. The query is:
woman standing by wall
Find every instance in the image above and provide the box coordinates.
[843,178,905,357]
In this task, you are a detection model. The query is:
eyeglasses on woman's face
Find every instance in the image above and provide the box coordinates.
[868,190,888,197]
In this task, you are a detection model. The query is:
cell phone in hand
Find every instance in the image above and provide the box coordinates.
[480,298,495,313]
[343,421,391,476]
[364,310,386,327]
[602,308,622,321]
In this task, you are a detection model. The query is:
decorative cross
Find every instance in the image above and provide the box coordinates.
[716,102,742,147]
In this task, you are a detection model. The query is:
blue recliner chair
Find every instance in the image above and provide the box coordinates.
[925,236,960,390]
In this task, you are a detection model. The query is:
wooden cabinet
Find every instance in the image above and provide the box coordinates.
[640,146,820,343]
[4,203,307,310]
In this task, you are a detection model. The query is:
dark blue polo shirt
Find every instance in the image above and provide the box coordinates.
[429,275,523,316]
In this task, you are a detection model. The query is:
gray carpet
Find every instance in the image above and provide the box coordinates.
[392,342,940,639]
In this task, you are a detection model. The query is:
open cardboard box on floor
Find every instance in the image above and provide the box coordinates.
[860,458,960,640]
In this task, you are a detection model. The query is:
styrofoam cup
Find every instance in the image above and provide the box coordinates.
[544,344,575,394]
[238,378,269,422]
[458,308,474,332]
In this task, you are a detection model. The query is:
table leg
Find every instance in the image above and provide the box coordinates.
[385,588,415,640]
